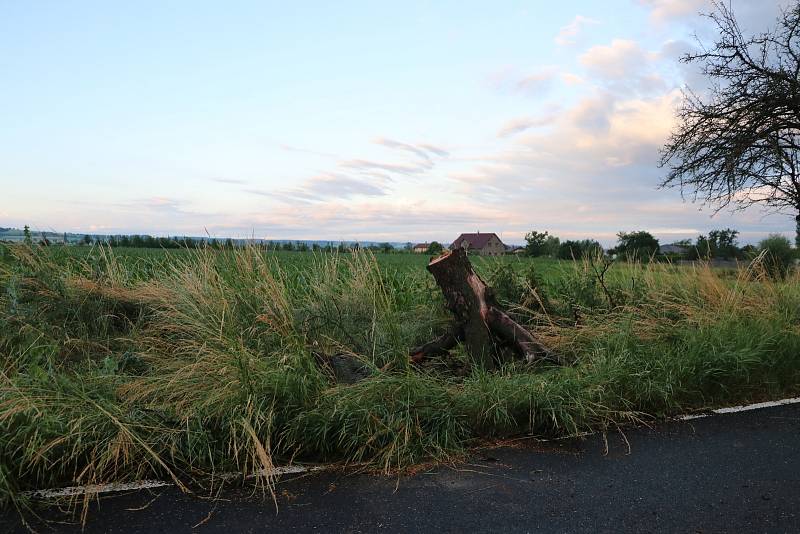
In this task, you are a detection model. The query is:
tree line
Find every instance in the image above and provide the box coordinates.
[524,228,795,265]
[69,234,398,253]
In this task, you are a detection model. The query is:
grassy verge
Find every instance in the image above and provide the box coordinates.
[1,244,798,513]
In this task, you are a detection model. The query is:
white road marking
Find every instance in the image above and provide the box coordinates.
[676,396,800,421]
[25,480,173,499]
[23,396,800,499]
[24,465,319,499]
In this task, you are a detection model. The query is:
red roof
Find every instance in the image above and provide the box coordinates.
[451,232,502,250]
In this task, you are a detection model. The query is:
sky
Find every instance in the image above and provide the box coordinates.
[0,0,795,245]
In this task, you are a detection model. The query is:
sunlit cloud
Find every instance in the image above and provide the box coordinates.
[637,0,708,23]
[580,39,653,80]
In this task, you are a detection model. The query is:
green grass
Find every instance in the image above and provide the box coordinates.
[1,243,798,516]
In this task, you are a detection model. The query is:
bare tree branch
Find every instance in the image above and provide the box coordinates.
[660,1,800,242]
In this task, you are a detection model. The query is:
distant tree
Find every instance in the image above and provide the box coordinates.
[379,242,393,254]
[740,243,758,258]
[426,241,444,255]
[659,2,800,245]
[403,242,413,252]
[524,231,550,257]
[688,234,711,260]
[39,232,50,246]
[62,232,68,245]
[543,235,560,257]
[282,241,295,251]
[557,239,603,260]
[687,228,741,260]
[707,228,740,259]
[759,234,794,277]
[23,225,32,246]
[614,231,660,260]
[82,234,92,245]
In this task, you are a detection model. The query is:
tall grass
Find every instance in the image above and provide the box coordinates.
[0,244,798,514]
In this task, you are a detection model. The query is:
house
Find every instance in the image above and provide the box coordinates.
[450,232,506,256]
[412,243,429,254]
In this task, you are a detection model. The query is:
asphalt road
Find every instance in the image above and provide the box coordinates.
[3,403,799,533]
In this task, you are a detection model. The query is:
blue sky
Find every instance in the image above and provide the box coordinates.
[0,0,793,245]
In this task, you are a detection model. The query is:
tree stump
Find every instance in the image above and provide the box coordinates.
[411,248,554,369]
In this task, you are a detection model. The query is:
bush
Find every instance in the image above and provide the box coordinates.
[614,231,660,261]
[557,239,603,260]
[758,234,794,278]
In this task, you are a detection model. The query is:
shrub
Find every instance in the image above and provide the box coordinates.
[758,234,794,278]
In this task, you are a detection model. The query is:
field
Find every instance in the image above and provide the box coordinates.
[1,244,799,515]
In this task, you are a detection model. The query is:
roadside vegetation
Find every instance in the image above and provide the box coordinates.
[1,242,798,515]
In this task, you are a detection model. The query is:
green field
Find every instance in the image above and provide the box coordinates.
[1,244,799,513]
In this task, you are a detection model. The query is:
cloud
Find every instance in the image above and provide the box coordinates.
[418,143,450,157]
[340,159,432,175]
[637,0,790,30]
[333,138,450,180]
[497,114,558,138]
[374,138,449,161]
[229,200,506,242]
[569,93,617,134]
[250,173,389,203]
[561,72,585,86]
[637,0,708,23]
[580,39,651,80]
[487,66,558,97]
[442,87,719,245]
[515,69,558,96]
[247,137,450,211]
[554,15,600,46]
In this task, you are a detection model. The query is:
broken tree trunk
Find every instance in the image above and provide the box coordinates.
[411,248,554,369]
